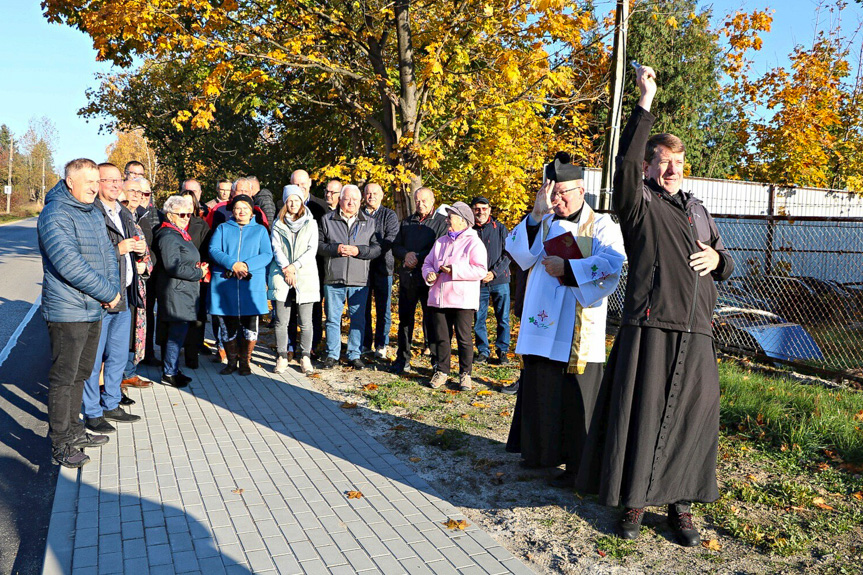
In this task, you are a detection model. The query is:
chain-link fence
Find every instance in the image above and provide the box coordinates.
[590,174,863,382]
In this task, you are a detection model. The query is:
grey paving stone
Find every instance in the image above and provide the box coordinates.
[316,544,348,567]
[72,545,98,569]
[169,530,195,552]
[196,556,227,575]
[124,557,151,573]
[237,530,265,552]
[146,525,170,545]
[148,543,173,566]
[172,550,200,573]
[426,559,460,575]
[288,539,318,563]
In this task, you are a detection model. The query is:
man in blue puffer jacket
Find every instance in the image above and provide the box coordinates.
[38,158,121,468]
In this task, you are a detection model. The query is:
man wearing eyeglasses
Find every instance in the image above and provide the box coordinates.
[81,163,148,435]
[504,154,625,492]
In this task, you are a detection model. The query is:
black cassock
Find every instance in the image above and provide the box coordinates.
[576,326,720,508]
[506,357,603,471]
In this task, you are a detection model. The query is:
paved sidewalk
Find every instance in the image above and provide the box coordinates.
[42,346,534,575]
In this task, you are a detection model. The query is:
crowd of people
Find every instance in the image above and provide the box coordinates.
[38,67,732,548]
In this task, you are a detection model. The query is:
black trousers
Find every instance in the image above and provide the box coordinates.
[396,279,433,364]
[145,276,157,359]
[47,320,102,448]
[429,307,474,375]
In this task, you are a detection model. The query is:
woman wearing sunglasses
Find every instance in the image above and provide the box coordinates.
[153,195,209,386]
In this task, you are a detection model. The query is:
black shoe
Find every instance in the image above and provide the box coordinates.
[71,432,110,448]
[547,469,576,489]
[85,417,116,434]
[102,407,141,423]
[668,503,701,547]
[500,379,520,395]
[490,352,504,365]
[52,444,90,468]
[475,353,489,364]
[322,357,338,369]
[175,372,192,385]
[120,392,136,406]
[518,460,543,469]
[618,508,644,540]
[161,373,189,388]
[390,361,406,374]
[348,358,365,370]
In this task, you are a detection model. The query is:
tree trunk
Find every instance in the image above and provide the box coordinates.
[393,0,421,219]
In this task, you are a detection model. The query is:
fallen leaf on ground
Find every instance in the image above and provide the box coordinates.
[460,414,470,419]
[361,383,378,391]
[812,497,834,510]
[702,539,721,551]
[389,424,407,431]
[852,492,863,500]
[476,390,494,396]
[498,411,511,417]
[443,518,469,530]
[436,429,446,435]
[471,402,489,408]
[410,457,422,462]
[340,401,358,409]
[231,488,244,494]
[442,389,460,395]
[346,490,363,499]
[307,373,321,379]
[597,549,607,557]
[746,474,757,482]
[855,410,863,421]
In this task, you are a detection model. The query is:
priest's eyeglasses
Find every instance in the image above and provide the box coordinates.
[550,186,584,199]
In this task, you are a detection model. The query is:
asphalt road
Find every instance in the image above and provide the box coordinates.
[0,217,55,575]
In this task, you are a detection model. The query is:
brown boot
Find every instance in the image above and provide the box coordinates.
[219,339,239,375]
[238,339,255,376]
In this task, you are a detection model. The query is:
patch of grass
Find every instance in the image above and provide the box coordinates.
[426,428,467,451]
[362,378,414,411]
[595,535,637,559]
[719,361,863,464]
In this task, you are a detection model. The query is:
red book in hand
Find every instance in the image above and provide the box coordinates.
[543,231,583,260]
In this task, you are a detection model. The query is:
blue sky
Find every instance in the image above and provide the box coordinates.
[0,0,861,171]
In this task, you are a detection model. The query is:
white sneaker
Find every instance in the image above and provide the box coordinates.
[301,356,315,374]
[274,357,289,373]
[375,346,390,360]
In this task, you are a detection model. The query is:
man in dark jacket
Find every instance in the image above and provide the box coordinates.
[318,184,381,369]
[576,66,733,547]
[249,176,276,225]
[181,178,210,218]
[38,158,121,468]
[361,183,399,359]
[390,187,448,374]
[470,196,511,364]
[82,163,146,435]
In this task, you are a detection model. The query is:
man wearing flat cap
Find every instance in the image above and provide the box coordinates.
[470,196,511,365]
[504,153,625,488]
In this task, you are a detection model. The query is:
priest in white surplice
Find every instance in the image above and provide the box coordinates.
[505,155,625,488]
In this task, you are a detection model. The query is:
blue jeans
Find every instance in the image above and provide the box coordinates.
[324,284,368,361]
[83,309,132,419]
[363,274,393,350]
[474,283,511,357]
[163,321,190,376]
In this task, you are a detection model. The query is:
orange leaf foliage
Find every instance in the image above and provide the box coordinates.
[443,518,470,530]
[346,490,364,499]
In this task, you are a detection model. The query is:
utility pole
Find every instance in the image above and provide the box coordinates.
[5,135,12,215]
[599,0,629,211]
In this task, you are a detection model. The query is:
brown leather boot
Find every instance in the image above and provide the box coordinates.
[219,339,239,375]
[238,339,255,376]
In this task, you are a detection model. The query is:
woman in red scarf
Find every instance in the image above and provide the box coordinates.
[153,196,209,387]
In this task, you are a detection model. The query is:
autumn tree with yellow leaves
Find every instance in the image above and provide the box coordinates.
[44,0,602,219]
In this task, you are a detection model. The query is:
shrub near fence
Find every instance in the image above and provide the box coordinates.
[583,169,863,381]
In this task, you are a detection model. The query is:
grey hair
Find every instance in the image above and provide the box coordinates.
[231,177,248,193]
[340,184,362,199]
[163,195,192,214]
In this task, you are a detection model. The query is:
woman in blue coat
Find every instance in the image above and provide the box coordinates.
[208,194,273,375]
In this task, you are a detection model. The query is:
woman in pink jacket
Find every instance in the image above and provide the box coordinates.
[422,202,488,390]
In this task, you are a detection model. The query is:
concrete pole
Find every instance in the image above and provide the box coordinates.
[599,0,629,211]
[6,135,12,214]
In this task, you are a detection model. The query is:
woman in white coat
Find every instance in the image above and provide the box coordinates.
[269,185,320,374]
